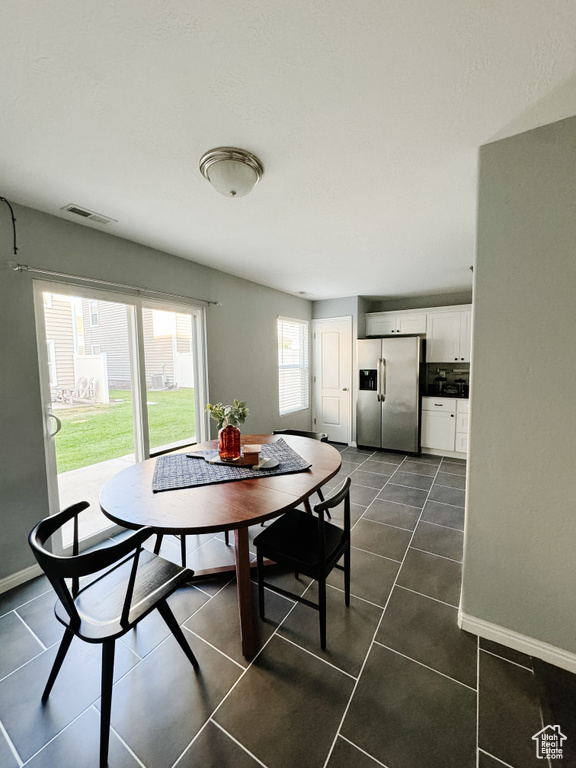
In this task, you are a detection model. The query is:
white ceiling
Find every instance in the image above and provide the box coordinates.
[1,1,575,301]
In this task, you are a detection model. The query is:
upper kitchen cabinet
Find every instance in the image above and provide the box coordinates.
[365,310,427,336]
[426,308,472,363]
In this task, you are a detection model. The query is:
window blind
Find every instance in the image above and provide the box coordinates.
[278,317,309,415]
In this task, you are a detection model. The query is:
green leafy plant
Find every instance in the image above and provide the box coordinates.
[205,400,249,429]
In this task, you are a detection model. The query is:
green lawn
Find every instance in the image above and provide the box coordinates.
[55,388,196,473]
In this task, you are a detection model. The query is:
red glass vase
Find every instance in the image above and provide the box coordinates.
[218,424,241,460]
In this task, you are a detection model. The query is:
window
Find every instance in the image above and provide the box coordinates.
[278,317,309,415]
[91,344,101,355]
[89,300,99,326]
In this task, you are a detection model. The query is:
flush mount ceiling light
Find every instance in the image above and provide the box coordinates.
[199,147,263,198]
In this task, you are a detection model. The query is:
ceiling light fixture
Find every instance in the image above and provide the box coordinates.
[199,147,263,198]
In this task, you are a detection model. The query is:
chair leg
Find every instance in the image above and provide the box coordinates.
[100,640,115,768]
[344,543,351,607]
[319,578,327,650]
[257,551,265,620]
[42,628,74,702]
[179,535,187,567]
[157,600,199,669]
[224,529,230,546]
[153,534,163,555]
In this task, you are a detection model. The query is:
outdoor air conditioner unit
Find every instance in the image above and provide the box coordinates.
[151,374,164,389]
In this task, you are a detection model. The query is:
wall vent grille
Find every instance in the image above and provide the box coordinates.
[61,204,117,226]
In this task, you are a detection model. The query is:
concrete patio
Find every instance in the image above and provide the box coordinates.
[58,454,135,546]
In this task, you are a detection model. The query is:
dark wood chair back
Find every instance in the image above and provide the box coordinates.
[273,428,329,442]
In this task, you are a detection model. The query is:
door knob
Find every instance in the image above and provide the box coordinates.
[342,387,349,391]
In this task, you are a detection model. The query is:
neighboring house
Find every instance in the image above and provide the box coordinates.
[43,293,78,389]
[45,294,194,392]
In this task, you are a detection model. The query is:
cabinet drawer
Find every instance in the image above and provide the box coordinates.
[456,413,468,433]
[456,399,470,414]
[455,432,468,453]
[422,397,456,413]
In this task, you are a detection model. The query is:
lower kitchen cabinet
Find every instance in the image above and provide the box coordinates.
[421,397,468,456]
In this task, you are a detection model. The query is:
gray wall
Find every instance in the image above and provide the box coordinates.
[461,116,576,653]
[0,204,311,582]
[367,291,473,313]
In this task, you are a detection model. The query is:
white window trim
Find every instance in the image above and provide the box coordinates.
[278,316,310,416]
[46,340,57,386]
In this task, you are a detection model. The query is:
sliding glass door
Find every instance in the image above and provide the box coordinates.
[141,303,204,456]
[34,282,207,552]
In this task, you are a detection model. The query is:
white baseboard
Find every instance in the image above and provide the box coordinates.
[422,447,467,460]
[0,564,43,596]
[459,610,576,675]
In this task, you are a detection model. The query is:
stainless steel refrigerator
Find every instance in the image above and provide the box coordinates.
[357,336,422,452]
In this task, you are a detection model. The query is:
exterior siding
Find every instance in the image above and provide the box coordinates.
[82,299,131,386]
[43,293,76,387]
[44,298,195,391]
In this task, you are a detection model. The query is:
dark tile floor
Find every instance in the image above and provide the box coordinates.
[1,446,575,768]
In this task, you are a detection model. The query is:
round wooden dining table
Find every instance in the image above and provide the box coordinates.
[99,433,342,658]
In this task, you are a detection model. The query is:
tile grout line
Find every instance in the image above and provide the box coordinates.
[477,747,517,768]
[409,545,462,564]
[373,641,476,692]
[17,704,96,767]
[106,711,149,768]
[0,716,23,767]
[0,582,53,621]
[13,609,48,651]
[338,733,391,767]
[321,454,446,768]
[181,625,246,671]
[480,647,533,672]
[176,585,306,764]
[275,633,357,681]
[209,719,271,768]
[171,719,212,768]
[394,584,459,609]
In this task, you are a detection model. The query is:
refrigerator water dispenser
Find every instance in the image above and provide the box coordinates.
[359,369,378,391]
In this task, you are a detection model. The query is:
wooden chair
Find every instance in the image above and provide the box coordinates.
[223,429,330,548]
[254,476,351,650]
[273,429,329,502]
[29,501,199,768]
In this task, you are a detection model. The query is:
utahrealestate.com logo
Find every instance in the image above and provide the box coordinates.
[532,725,567,760]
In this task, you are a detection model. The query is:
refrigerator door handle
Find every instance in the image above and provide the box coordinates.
[381,357,387,402]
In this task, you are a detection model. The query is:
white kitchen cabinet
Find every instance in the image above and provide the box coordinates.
[421,410,456,452]
[421,396,467,456]
[426,309,472,363]
[455,399,469,454]
[366,311,426,336]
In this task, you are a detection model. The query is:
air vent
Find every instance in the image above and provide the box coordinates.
[61,204,117,226]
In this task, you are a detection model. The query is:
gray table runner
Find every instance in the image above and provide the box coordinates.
[152,438,312,492]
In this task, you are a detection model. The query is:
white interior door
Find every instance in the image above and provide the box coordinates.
[312,317,352,444]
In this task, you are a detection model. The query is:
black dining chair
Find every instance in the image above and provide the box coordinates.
[29,501,200,768]
[222,429,331,548]
[272,429,329,502]
[254,476,351,650]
